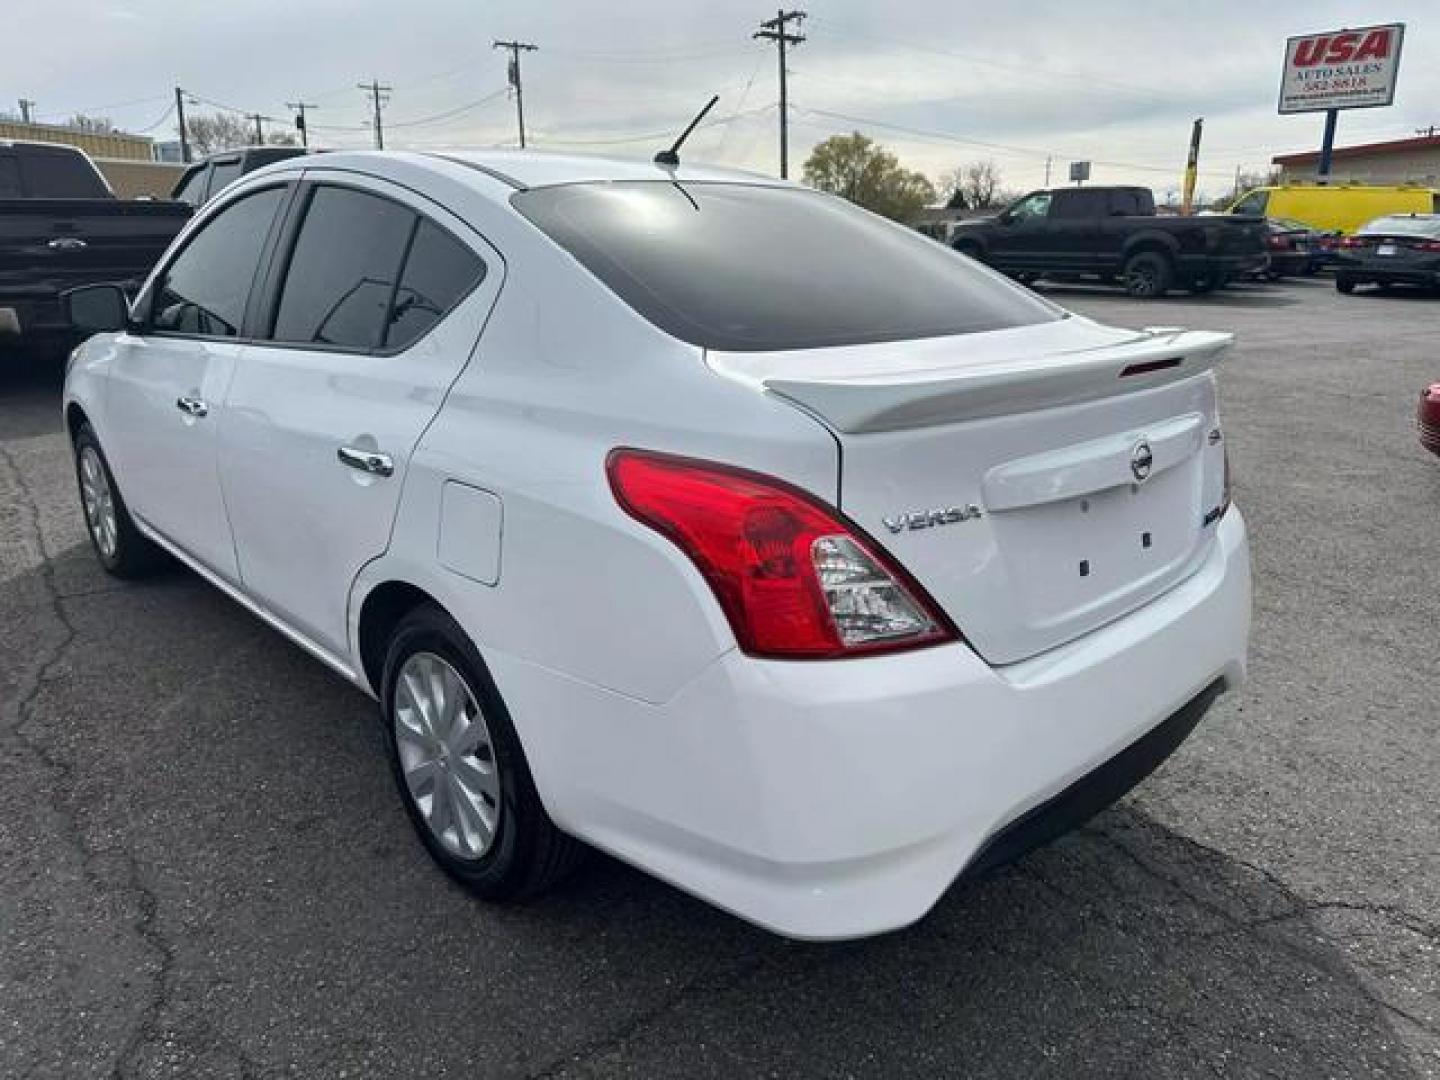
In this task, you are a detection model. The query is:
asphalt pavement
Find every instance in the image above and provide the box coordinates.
[1,276,1436,1078]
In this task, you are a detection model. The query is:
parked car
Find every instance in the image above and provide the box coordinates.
[0,140,190,352]
[1420,383,1440,457]
[1227,184,1438,235]
[1334,214,1440,294]
[170,146,308,207]
[1261,217,1338,278]
[950,185,1267,298]
[61,151,1251,940]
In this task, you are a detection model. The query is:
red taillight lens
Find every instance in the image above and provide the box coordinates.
[1415,239,1440,252]
[607,449,957,659]
[1339,236,1365,249]
[1266,235,1292,250]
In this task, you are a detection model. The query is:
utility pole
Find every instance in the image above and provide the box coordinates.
[17,98,35,124]
[493,40,537,148]
[287,101,318,148]
[1044,156,1052,186]
[175,86,192,163]
[754,9,806,178]
[358,79,391,149]
[245,112,266,146]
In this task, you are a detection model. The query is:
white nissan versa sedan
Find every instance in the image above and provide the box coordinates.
[61,151,1250,940]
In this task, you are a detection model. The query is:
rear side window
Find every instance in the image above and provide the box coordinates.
[514,182,1059,352]
[1107,189,1146,216]
[1051,190,1107,218]
[1232,190,1268,216]
[384,219,486,350]
[271,186,415,350]
[172,166,209,206]
[151,186,287,337]
[208,159,243,199]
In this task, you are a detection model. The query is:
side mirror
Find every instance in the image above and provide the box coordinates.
[63,284,131,335]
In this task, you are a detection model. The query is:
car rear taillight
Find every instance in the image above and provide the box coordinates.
[1266,235,1293,250]
[1339,236,1366,249]
[1414,239,1440,252]
[607,449,957,659]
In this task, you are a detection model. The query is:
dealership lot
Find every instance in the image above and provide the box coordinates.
[1,278,1436,1078]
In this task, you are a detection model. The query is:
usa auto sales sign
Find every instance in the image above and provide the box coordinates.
[1279,23,1404,114]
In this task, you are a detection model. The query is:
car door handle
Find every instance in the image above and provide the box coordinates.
[175,395,209,417]
[337,445,394,477]
[48,237,88,251]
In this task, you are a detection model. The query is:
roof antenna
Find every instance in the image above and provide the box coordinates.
[654,95,719,167]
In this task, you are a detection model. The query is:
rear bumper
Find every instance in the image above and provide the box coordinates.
[490,510,1251,940]
[1177,253,1265,278]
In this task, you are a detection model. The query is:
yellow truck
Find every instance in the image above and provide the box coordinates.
[1226,185,1438,234]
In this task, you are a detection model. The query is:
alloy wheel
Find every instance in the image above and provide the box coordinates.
[393,651,502,860]
[79,445,118,559]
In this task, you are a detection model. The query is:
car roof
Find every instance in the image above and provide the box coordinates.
[259,148,782,193]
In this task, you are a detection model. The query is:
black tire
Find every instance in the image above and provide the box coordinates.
[1123,251,1172,298]
[381,603,585,900]
[72,422,166,578]
[1335,275,1357,294]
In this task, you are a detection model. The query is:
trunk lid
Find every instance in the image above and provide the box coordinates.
[709,317,1232,665]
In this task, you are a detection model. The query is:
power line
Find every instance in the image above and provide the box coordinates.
[754,9,806,178]
[384,90,510,130]
[493,40,538,148]
[358,79,392,149]
[531,104,774,148]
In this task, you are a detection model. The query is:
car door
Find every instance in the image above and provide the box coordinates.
[989,191,1053,269]
[1046,189,1106,272]
[104,182,292,582]
[218,173,499,658]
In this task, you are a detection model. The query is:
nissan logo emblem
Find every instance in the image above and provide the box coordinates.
[1130,440,1154,482]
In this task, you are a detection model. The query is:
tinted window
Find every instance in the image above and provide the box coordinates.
[385,220,486,350]
[0,157,21,198]
[1051,190,1107,218]
[17,147,109,198]
[514,183,1059,352]
[1232,191,1268,216]
[151,186,286,337]
[1107,189,1146,216]
[208,159,243,199]
[1009,192,1052,221]
[172,166,208,206]
[271,186,415,350]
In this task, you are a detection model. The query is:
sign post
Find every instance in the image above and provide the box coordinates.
[1278,23,1404,185]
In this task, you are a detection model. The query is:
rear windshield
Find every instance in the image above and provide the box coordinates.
[512,181,1059,352]
[1359,215,1440,238]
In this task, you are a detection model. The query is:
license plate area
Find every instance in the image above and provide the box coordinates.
[1377,243,1398,256]
[993,459,1201,630]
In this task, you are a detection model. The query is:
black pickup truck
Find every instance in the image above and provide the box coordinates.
[950,186,1266,298]
[0,141,191,351]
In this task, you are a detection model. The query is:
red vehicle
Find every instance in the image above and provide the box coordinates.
[1420,383,1440,457]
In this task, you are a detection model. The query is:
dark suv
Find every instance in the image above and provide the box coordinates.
[170,147,308,207]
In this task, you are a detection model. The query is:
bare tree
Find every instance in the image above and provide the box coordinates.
[184,113,255,156]
[942,160,1008,210]
[66,114,118,133]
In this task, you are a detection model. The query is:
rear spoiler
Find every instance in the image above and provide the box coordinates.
[760,328,1232,434]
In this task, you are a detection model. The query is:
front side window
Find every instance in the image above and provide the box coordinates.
[270,186,415,350]
[1009,192,1053,222]
[150,186,287,337]
[1051,190,1107,218]
[514,182,1059,352]
[208,159,243,199]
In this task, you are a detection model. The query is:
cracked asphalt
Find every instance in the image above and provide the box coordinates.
[1,276,1437,1078]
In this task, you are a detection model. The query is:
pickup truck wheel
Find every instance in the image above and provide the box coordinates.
[72,424,166,578]
[381,604,586,901]
[1335,275,1357,294]
[1123,252,1172,298]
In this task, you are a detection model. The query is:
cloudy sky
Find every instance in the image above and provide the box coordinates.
[9,0,1438,200]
